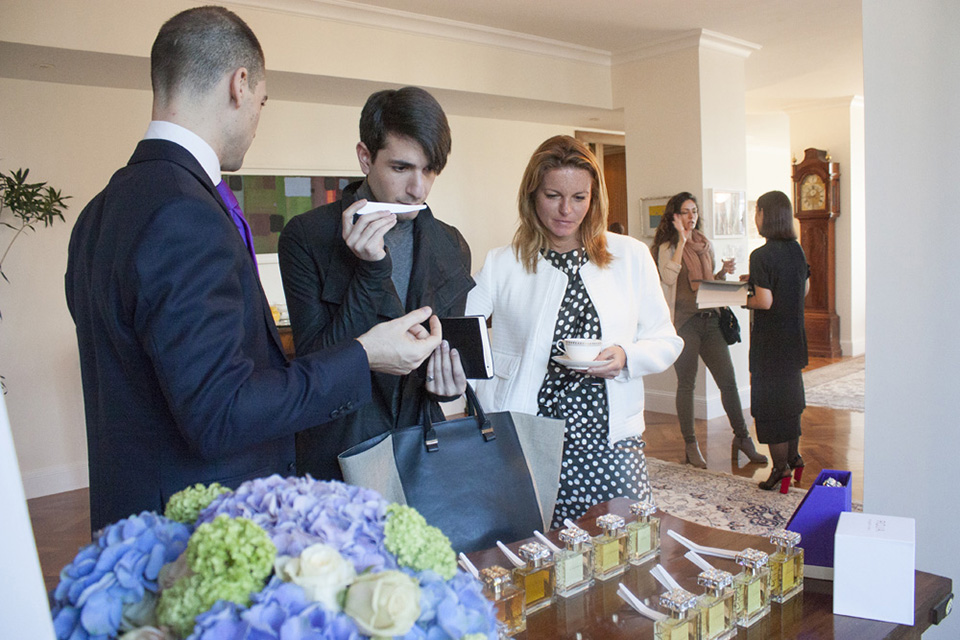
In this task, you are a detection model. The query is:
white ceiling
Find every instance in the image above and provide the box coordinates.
[0,0,863,130]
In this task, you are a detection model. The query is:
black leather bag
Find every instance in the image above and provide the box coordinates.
[338,384,564,553]
[718,306,741,345]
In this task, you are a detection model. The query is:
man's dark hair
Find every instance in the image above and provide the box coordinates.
[151,6,265,104]
[359,87,452,173]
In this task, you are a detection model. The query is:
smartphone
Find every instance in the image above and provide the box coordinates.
[439,315,494,379]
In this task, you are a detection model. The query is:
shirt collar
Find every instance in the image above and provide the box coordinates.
[144,121,222,185]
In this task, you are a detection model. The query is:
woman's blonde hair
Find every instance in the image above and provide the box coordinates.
[512,135,612,273]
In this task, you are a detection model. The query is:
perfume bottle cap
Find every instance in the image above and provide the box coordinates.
[596,514,625,533]
[629,500,657,518]
[735,548,769,569]
[697,568,733,590]
[518,541,551,563]
[769,529,802,548]
[559,527,591,547]
[659,587,699,615]
[480,565,513,587]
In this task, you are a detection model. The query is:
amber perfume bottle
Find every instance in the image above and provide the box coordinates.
[654,588,700,640]
[733,548,771,628]
[513,542,556,613]
[592,514,628,580]
[694,568,737,640]
[769,529,804,603]
[480,565,526,638]
[626,500,660,565]
[554,526,594,597]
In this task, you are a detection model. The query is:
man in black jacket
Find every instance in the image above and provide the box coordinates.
[279,87,474,480]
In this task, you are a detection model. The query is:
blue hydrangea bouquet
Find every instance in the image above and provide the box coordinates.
[50,476,497,640]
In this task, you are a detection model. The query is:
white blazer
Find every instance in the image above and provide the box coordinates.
[465,233,683,445]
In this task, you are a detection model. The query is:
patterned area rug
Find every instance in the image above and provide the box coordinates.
[803,356,865,412]
[647,457,805,536]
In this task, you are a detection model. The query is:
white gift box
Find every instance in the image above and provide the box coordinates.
[833,511,916,625]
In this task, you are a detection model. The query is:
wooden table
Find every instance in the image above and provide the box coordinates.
[466,498,953,640]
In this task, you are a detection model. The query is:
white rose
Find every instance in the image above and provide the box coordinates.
[274,543,357,610]
[343,570,421,637]
[118,626,175,640]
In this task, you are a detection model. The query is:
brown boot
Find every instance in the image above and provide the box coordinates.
[684,441,707,469]
[732,436,768,464]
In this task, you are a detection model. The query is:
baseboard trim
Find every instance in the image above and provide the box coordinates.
[22,462,88,499]
[645,387,750,420]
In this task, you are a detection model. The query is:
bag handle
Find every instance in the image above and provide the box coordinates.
[422,383,495,452]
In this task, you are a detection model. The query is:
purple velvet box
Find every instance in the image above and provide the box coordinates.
[785,469,852,579]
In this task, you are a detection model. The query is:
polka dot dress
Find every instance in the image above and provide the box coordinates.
[537,248,652,529]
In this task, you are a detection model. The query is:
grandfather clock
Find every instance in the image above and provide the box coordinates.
[793,148,841,357]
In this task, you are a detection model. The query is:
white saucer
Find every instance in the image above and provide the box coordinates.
[552,355,600,370]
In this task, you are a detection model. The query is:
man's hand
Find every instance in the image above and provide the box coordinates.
[357,307,442,375]
[425,340,467,397]
[342,199,396,262]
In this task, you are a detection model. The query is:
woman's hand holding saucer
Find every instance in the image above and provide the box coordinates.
[585,345,627,379]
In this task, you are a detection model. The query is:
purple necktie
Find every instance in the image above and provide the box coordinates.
[216,180,258,273]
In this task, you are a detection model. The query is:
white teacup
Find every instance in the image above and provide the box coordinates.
[556,338,602,361]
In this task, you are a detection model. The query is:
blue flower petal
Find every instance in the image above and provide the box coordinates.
[79,590,122,635]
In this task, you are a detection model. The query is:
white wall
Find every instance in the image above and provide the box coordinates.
[863,1,959,637]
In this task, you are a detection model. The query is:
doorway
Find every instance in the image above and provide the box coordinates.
[576,131,627,234]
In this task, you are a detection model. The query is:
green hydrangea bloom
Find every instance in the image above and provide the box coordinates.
[164,482,230,523]
[156,572,261,638]
[384,504,456,580]
[186,515,276,578]
[156,515,276,636]
[462,634,488,640]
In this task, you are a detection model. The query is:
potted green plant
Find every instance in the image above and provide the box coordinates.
[0,168,70,319]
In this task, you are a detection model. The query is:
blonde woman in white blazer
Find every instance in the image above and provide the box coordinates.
[465,136,682,527]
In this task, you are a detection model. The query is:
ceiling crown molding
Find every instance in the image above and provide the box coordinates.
[228,0,612,65]
[613,28,760,66]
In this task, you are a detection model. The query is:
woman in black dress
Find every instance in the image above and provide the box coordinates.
[744,191,810,492]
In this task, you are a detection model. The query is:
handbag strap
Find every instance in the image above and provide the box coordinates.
[421,383,495,452]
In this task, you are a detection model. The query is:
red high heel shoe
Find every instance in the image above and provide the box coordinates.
[789,455,805,483]
[759,466,792,494]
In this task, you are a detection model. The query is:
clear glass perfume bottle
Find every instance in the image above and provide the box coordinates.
[554,526,595,597]
[733,548,771,628]
[513,542,556,613]
[654,587,700,640]
[626,500,660,565]
[694,568,737,640]
[768,529,804,603]
[592,514,628,580]
[480,565,526,638]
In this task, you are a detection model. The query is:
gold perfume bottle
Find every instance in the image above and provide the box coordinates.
[480,565,526,638]
[513,542,556,613]
[555,527,594,597]
[592,514,628,580]
[769,529,804,603]
[654,588,700,640]
[733,548,771,628]
[626,500,660,565]
[694,568,737,640]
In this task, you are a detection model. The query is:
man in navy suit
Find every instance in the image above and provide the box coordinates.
[65,6,442,532]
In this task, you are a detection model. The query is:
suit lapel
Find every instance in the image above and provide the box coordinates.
[128,140,285,356]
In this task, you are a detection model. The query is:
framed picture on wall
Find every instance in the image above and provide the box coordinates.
[223,173,362,254]
[709,189,747,238]
[641,196,670,237]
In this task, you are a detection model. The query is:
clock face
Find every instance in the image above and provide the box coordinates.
[800,174,826,210]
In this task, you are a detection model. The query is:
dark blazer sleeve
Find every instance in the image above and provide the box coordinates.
[133,197,371,460]
[278,212,392,355]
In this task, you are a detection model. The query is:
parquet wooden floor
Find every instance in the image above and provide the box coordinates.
[26,357,863,593]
